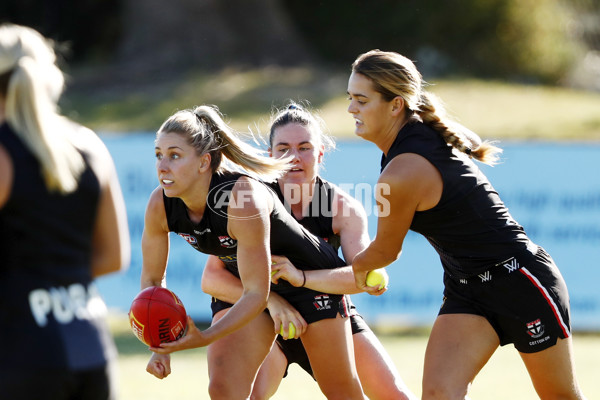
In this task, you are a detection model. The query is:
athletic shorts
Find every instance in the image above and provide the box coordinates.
[439,244,571,353]
[210,290,349,324]
[211,295,366,379]
[276,311,371,379]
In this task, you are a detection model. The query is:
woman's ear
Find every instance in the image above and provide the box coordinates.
[391,96,405,116]
[199,153,212,172]
[317,145,324,164]
[267,147,272,157]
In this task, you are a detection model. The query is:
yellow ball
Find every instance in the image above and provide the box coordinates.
[366,268,389,290]
[279,322,296,339]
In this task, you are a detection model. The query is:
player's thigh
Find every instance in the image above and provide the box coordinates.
[251,344,288,400]
[301,314,361,392]
[519,337,584,399]
[423,314,499,399]
[353,331,415,400]
[207,309,276,383]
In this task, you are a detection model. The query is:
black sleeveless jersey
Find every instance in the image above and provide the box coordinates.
[163,171,346,296]
[266,177,341,253]
[381,121,530,279]
[0,122,114,369]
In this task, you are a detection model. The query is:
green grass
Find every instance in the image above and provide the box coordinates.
[109,314,600,399]
[62,66,600,141]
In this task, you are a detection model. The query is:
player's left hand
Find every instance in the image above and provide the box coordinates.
[270,255,304,287]
[352,267,370,293]
[150,316,209,353]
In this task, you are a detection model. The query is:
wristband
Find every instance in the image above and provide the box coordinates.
[300,270,306,287]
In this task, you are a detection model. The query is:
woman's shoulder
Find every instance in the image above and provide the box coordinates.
[318,177,367,223]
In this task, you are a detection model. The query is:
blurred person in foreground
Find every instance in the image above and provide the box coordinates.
[201,102,417,399]
[141,104,365,399]
[0,23,131,400]
[348,49,586,400]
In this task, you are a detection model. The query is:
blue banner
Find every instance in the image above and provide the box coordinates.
[98,134,600,331]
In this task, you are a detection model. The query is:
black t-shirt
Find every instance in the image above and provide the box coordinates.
[163,171,346,296]
[381,121,531,279]
[0,122,114,370]
[267,177,341,252]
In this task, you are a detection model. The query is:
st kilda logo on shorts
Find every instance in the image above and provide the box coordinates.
[313,294,332,311]
[526,318,545,339]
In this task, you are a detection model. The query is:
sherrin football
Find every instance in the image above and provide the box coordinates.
[129,286,188,347]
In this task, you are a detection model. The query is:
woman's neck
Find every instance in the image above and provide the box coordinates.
[378,116,410,156]
[280,177,317,220]
[182,173,212,224]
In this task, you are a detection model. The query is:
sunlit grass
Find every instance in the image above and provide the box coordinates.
[62,66,600,141]
[429,79,600,141]
[110,313,600,400]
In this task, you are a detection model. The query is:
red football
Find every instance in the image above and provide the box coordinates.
[128,286,188,347]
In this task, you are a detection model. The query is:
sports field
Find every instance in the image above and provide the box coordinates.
[96,75,600,399]
[110,314,600,400]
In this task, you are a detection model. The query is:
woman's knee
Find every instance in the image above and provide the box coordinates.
[208,376,251,400]
[422,377,469,400]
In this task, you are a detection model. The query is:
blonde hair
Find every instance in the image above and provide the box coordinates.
[157,105,290,181]
[0,23,84,193]
[352,49,501,165]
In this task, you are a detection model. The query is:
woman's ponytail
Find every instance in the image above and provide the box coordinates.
[158,105,291,181]
[417,91,502,165]
[4,54,83,193]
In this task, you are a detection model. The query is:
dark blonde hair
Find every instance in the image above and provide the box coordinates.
[268,101,335,153]
[0,23,84,193]
[352,49,501,165]
[157,105,290,181]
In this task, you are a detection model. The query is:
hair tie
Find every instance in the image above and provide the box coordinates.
[465,147,472,156]
[288,104,300,111]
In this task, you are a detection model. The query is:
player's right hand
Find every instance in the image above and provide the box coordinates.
[146,352,171,379]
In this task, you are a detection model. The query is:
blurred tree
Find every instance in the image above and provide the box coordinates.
[2,0,589,85]
[282,0,584,83]
[114,0,315,74]
[0,0,121,62]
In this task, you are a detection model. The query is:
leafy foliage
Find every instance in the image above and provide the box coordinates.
[282,0,584,83]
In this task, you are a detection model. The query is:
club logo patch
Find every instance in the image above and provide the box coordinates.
[218,236,237,248]
[526,318,545,339]
[313,294,332,311]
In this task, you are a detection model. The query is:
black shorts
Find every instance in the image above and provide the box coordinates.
[439,245,571,353]
[210,291,350,324]
[211,295,368,379]
[276,311,371,379]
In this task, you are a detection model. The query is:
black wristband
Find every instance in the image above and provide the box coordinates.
[300,270,306,287]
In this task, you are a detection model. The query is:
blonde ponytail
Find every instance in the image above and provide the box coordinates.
[158,105,290,181]
[352,49,502,166]
[416,91,502,165]
[1,24,84,193]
